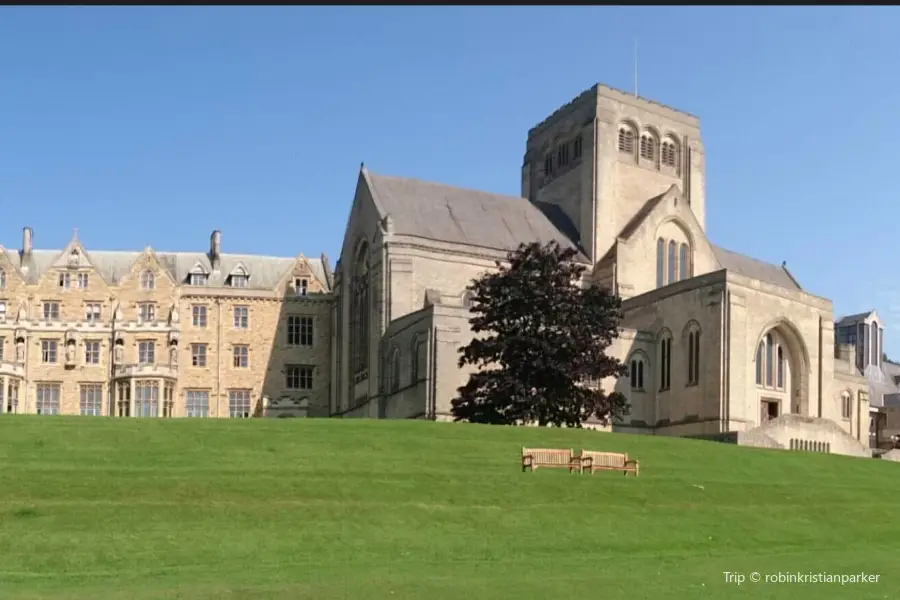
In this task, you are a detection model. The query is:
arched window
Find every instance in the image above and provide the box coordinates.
[0,268,5,289]
[679,243,691,281]
[755,341,764,385]
[629,357,645,390]
[661,138,679,168]
[639,133,656,161]
[686,327,701,385]
[618,126,635,154]
[350,241,370,375]
[667,240,677,284]
[412,337,426,383]
[462,291,474,310]
[841,391,852,419]
[656,238,665,288]
[757,331,789,391]
[871,321,878,367]
[140,269,155,290]
[659,333,672,391]
[776,346,784,388]
[388,348,400,393]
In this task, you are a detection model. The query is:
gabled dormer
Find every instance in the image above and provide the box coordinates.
[227,263,250,288]
[48,230,107,291]
[186,263,209,286]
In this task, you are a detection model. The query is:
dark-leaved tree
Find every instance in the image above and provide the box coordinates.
[451,241,629,427]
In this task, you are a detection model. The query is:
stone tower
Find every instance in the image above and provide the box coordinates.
[521,84,706,264]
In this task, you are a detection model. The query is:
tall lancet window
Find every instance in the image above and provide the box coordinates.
[656,238,665,288]
[871,321,879,367]
[667,240,677,284]
[350,242,370,374]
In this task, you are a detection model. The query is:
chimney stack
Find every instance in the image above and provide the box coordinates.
[209,229,221,268]
[22,227,33,255]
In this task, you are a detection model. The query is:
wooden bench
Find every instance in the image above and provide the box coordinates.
[522,448,581,473]
[581,450,639,476]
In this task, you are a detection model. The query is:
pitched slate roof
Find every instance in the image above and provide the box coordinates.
[711,245,801,291]
[365,171,589,262]
[4,248,329,291]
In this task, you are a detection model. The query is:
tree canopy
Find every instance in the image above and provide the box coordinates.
[451,241,629,427]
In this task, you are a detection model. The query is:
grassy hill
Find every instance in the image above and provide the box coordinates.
[0,416,897,600]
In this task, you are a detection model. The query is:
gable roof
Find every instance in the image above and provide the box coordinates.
[1,248,330,291]
[710,245,801,291]
[365,170,589,262]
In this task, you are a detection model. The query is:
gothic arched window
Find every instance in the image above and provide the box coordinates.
[350,241,370,375]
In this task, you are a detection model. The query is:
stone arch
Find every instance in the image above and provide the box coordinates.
[617,120,638,155]
[752,318,811,417]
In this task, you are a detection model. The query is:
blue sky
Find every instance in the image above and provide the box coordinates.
[2,7,899,353]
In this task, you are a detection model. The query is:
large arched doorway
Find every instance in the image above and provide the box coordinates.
[751,320,810,424]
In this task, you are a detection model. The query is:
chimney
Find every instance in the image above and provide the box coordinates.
[22,227,33,255]
[209,229,221,269]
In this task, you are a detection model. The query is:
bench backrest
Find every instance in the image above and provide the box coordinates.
[522,447,573,464]
[583,450,627,468]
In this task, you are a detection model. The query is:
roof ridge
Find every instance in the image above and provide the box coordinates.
[368,171,526,203]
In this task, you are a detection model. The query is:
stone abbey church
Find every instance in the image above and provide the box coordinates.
[0,83,885,456]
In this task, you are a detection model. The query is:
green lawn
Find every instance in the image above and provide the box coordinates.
[0,416,897,599]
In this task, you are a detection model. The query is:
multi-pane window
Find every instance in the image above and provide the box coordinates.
[294,277,308,296]
[163,383,175,418]
[84,340,101,364]
[189,272,208,286]
[58,272,71,288]
[233,345,248,368]
[134,380,159,417]
[80,384,103,416]
[0,337,3,361]
[287,316,313,346]
[229,389,252,418]
[85,303,102,322]
[285,365,313,390]
[140,269,155,290]
[230,274,249,288]
[43,302,60,320]
[0,301,6,322]
[36,383,60,415]
[192,305,207,328]
[639,133,656,161]
[755,332,786,390]
[77,273,89,289]
[41,340,58,364]
[116,381,131,417]
[6,379,19,413]
[139,303,156,323]
[138,340,155,364]
[0,268,5,289]
[185,390,209,417]
[191,343,207,367]
[233,306,248,329]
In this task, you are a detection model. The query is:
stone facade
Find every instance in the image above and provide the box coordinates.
[330,83,873,457]
[3,82,880,458]
[0,229,333,418]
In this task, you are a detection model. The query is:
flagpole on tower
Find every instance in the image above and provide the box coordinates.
[633,39,639,98]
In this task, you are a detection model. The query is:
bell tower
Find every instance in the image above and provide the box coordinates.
[521,83,706,263]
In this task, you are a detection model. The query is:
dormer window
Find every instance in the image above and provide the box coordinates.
[229,265,249,288]
[188,265,208,286]
[294,277,308,297]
